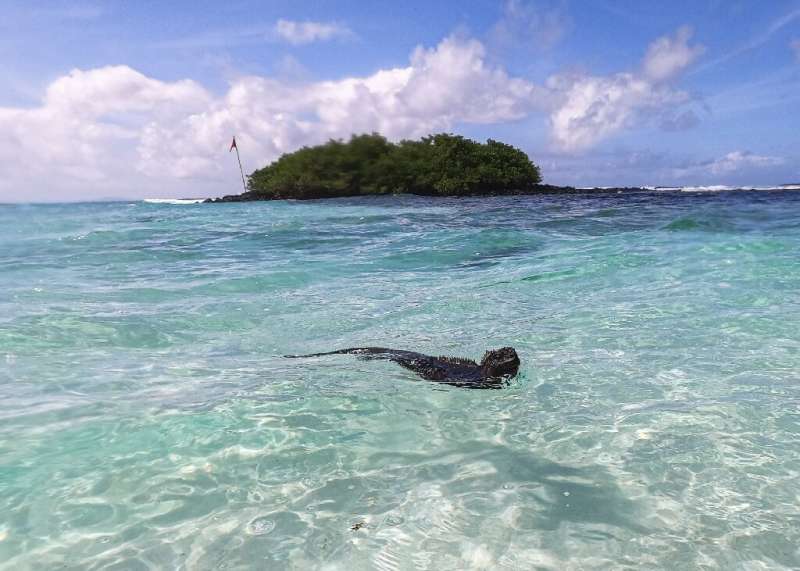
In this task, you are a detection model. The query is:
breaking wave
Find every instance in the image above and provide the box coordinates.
[143,198,205,204]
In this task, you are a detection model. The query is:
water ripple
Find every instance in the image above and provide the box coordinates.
[1,193,800,569]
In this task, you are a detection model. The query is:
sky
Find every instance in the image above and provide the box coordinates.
[1,0,799,202]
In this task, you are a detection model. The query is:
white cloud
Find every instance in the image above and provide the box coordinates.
[43,66,211,116]
[546,72,690,151]
[538,148,790,187]
[706,151,784,175]
[0,29,705,201]
[273,19,352,45]
[547,27,703,151]
[136,36,546,180]
[0,66,211,201]
[792,39,800,62]
[0,37,546,201]
[669,150,785,180]
[642,26,705,81]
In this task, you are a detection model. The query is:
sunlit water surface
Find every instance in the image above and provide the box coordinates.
[1,193,800,570]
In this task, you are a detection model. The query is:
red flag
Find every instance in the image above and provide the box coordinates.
[229,136,237,152]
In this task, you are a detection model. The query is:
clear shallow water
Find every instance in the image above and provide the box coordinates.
[1,192,800,570]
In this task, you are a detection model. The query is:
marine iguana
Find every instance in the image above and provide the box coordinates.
[286,347,520,389]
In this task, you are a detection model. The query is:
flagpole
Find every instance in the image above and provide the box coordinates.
[235,145,247,193]
[231,136,247,193]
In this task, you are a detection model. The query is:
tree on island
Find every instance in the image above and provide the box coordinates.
[246,133,542,199]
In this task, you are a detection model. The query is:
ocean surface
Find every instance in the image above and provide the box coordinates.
[1,191,800,570]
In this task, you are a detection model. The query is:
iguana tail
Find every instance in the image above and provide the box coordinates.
[284,347,393,358]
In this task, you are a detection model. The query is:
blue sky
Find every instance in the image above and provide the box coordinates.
[1,0,798,201]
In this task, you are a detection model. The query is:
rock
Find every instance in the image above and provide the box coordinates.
[203,185,654,203]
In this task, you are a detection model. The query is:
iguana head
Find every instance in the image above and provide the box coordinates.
[480,347,520,379]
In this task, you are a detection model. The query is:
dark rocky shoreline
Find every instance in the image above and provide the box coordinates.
[203,184,652,203]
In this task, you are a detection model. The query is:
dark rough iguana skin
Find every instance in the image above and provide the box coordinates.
[286,347,520,389]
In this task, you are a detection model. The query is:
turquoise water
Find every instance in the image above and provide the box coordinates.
[1,193,800,570]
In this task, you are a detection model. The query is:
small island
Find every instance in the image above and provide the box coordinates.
[207,133,641,202]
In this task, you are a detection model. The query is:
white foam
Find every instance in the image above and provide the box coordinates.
[143,198,205,204]
[679,185,732,192]
[674,185,798,192]
[644,185,800,192]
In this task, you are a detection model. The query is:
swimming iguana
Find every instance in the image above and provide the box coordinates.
[286,346,520,389]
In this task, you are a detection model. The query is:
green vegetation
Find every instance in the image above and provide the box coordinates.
[247,133,542,199]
